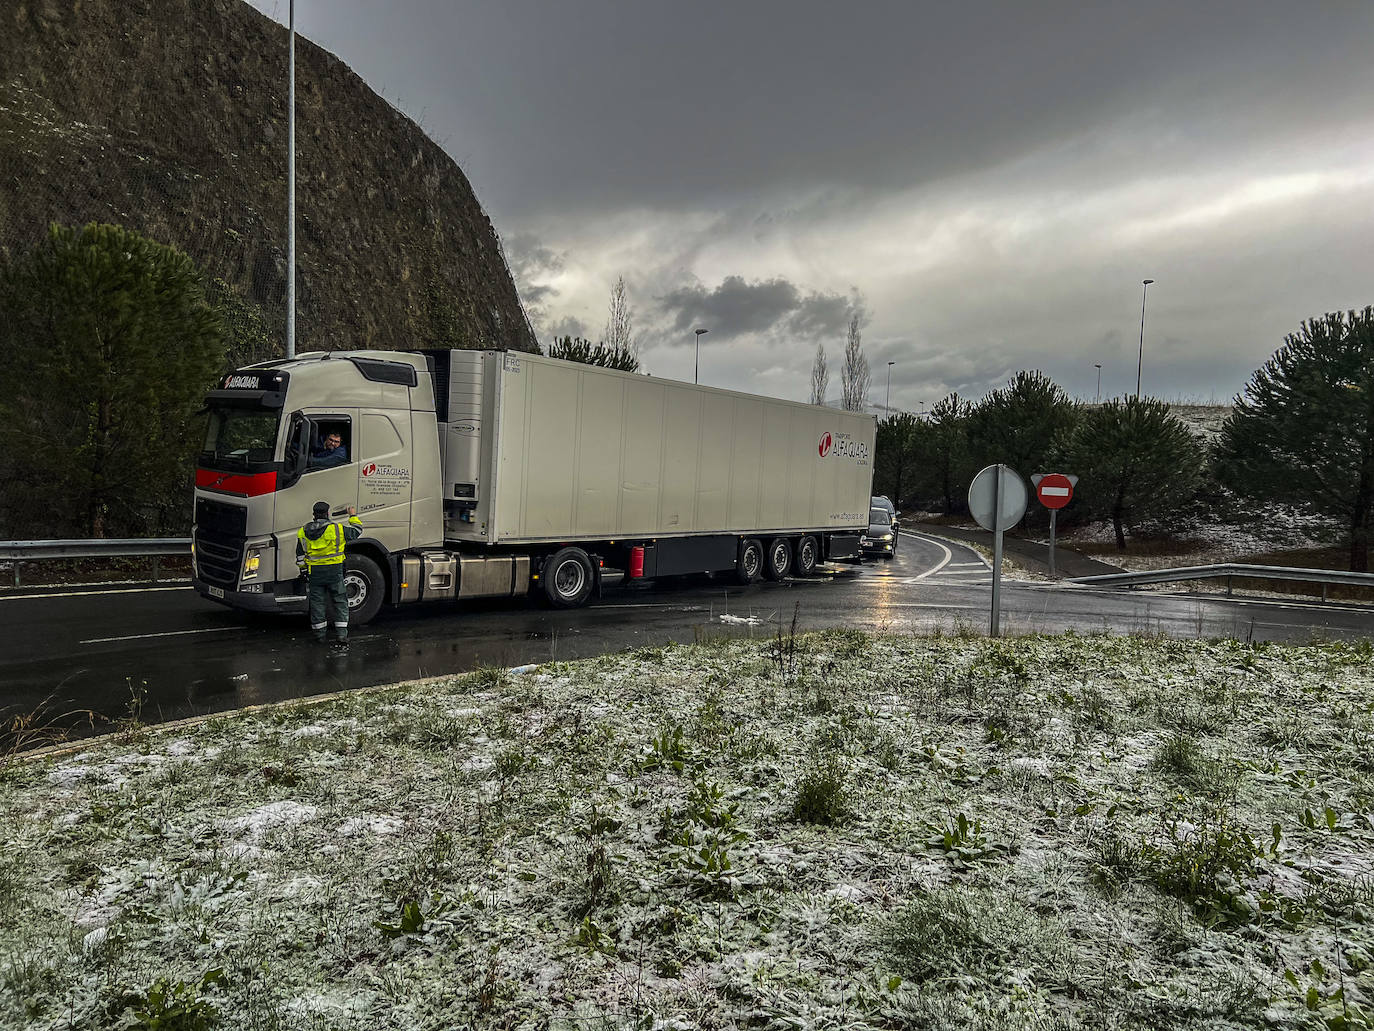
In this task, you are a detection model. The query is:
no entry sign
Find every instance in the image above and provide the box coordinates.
[1034,472,1075,510]
[1030,472,1078,580]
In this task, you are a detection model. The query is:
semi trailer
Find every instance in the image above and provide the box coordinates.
[192,349,876,624]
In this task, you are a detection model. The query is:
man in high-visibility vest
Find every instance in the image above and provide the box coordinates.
[297,501,363,647]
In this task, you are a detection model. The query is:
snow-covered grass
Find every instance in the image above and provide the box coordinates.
[1065,501,1345,573]
[3,631,1373,1030]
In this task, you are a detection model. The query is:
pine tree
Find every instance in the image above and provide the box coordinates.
[0,223,225,538]
[874,413,921,506]
[1060,397,1204,550]
[922,393,974,515]
[967,370,1079,477]
[548,335,640,372]
[1218,308,1374,570]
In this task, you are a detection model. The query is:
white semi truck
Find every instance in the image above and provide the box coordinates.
[192,349,876,624]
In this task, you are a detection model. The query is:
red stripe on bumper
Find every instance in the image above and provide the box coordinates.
[196,469,278,496]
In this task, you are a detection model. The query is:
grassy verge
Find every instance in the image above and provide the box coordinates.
[2,630,1373,1030]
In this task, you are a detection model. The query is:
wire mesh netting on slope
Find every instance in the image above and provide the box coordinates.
[0,0,537,365]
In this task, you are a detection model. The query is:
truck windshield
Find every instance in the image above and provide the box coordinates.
[200,408,280,471]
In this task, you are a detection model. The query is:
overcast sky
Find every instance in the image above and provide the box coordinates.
[249,0,1374,412]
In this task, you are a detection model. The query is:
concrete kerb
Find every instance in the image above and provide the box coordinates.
[8,662,543,766]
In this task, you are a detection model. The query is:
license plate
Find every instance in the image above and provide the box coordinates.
[208,586,225,599]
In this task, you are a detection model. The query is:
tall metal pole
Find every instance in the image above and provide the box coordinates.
[1048,508,1058,578]
[1094,363,1101,403]
[990,464,1003,637]
[694,328,708,384]
[286,0,297,359]
[1135,278,1154,399]
[885,361,894,413]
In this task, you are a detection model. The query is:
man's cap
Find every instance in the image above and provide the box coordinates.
[313,501,330,518]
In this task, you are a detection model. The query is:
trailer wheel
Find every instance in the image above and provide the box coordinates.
[343,554,385,626]
[795,536,820,576]
[543,547,594,608]
[763,538,791,580]
[736,539,764,585]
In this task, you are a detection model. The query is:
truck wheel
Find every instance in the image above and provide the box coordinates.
[763,538,791,580]
[543,547,594,608]
[344,554,385,626]
[736,539,763,585]
[795,536,820,576]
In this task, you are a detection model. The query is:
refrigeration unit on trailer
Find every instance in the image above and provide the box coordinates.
[192,349,876,624]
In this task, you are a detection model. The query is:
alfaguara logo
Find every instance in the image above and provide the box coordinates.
[819,431,869,462]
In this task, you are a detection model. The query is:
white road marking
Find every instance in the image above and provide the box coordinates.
[81,626,239,645]
[897,531,958,581]
[1,585,193,602]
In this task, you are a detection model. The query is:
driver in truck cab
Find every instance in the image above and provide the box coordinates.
[297,501,364,648]
[309,429,348,469]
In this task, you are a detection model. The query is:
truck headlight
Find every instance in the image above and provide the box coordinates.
[242,550,262,579]
[880,533,894,542]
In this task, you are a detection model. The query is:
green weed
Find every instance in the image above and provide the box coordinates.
[104,968,228,1030]
[1151,731,1238,796]
[791,756,848,825]
[643,725,690,773]
[884,885,1068,984]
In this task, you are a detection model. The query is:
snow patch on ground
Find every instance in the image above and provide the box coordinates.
[218,800,318,845]
[337,815,405,837]
[719,613,762,626]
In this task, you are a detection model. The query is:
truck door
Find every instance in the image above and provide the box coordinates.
[356,411,413,552]
[273,409,361,580]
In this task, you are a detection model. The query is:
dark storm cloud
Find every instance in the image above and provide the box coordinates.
[253,1,1374,404]
[656,276,857,342]
[273,1,1374,217]
[545,315,591,341]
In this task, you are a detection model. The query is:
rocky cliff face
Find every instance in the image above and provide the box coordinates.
[0,0,537,357]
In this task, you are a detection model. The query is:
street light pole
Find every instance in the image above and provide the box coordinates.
[1135,278,1154,399]
[286,0,296,359]
[694,328,708,384]
[1094,363,1102,403]
[885,361,895,413]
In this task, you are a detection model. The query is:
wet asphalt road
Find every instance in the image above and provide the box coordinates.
[2,530,1371,741]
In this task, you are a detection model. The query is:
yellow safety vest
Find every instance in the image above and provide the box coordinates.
[298,521,346,568]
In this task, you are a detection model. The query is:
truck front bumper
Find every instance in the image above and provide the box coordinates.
[193,575,309,614]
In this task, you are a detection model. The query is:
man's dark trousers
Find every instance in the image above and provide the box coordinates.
[308,565,349,642]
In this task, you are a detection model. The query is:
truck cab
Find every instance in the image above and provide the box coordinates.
[192,352,441,622]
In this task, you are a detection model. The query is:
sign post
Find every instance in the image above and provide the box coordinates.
[1030,473,1077,577]
[967,464,1028,637]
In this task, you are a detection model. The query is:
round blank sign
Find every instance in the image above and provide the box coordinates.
[967,464,1028,532]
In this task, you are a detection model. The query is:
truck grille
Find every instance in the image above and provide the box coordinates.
[195,497,247,537]
[195,530,242,587]
[194,498,247,587]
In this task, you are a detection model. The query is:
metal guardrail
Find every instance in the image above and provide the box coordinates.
[1069,562,1374,603]
[0,538,191,587]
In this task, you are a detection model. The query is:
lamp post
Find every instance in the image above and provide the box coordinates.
[694,328,708,384]
[885,361,895,413]
[1135,279,1154,399]
[1094,363,1101,403]
[286,0,297,359]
